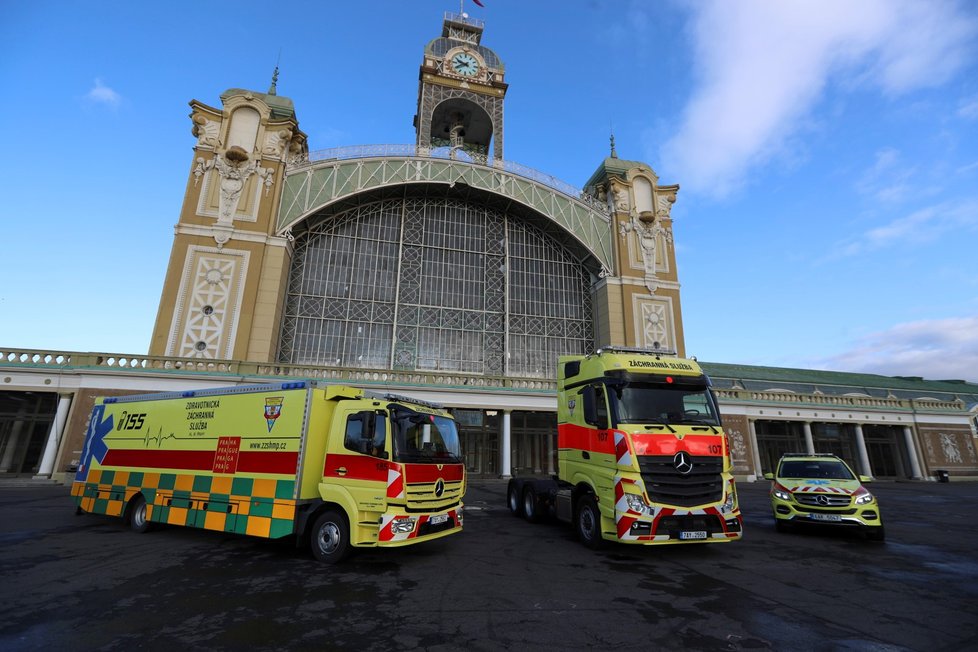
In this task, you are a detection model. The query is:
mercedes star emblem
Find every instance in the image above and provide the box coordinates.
[673,451,693,475]
[434,479,445,498]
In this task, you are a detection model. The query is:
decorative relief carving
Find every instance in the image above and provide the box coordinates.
[640,301,670,349]
[656,190,677,219]
[613,184,630,212]
[619,209,674,293]
[263,127,293,159]
[726,426,749,463]
[193,151,274,225]
[170,247,249,359]
[191,113,220,149]
[941,433,963,463]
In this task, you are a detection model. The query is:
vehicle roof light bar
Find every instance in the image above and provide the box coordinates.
[594,344,679,357]
[365,390,443,410]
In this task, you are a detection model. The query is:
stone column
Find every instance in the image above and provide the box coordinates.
[853,424,873,478]
[803,422,815,455]
[748,419,763,480]
[902,426,923,479]
[500,410,512,478]
[36,393,73,478]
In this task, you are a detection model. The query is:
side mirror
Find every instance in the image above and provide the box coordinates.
[859,475,872,483]
[763,472,774,480]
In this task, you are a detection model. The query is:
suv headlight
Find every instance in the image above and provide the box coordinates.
[855,493,875,505]
[773,488,791,501]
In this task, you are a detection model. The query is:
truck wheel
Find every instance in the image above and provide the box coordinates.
[576,495,604,550]
[523,487,543,523]
[507,483,524,517]
[128,495,151,534]
[311,511,350,564]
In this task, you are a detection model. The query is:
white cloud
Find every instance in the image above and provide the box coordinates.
[659,0,978,198]
[813,316,978,382]
[830,199,978,258]
[959,95,978,120]
[85,78,121,108]
[855,148,915,203]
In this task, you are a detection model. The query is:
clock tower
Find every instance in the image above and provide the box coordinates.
[414,12,508,161]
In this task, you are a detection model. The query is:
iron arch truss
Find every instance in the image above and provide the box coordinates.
[279,152,614,272]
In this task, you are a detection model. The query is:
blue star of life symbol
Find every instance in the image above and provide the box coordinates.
[76,405,113,480]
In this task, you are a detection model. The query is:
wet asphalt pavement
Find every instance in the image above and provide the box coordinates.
[1,479,977,651]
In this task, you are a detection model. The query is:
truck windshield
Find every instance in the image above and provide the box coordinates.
[610,381,720,426]
[392,410,463,464]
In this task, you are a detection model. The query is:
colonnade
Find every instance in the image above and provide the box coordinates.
[746,418,924,480]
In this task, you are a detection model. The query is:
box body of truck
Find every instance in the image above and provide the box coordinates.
[72,381,464,561]
[508,347,742,547]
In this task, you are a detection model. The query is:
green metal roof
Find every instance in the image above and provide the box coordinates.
[584,156,654,189]
[700,361,978,404]
[219,88,296,120]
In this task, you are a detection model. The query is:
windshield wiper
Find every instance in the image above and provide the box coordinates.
[643,420,676,433]
[682,418,719,434]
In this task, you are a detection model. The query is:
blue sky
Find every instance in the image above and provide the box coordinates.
[1,0,977,382]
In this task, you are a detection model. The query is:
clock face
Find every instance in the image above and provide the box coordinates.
[451,52,479,77]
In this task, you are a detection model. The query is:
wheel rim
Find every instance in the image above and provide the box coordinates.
[317,522,341,555]
[133,502,147,529]
[580,506,595,541]
[523,492,534,517]
[509,489,519,512]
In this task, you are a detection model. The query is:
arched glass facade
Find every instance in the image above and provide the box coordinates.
[278,195,594,377]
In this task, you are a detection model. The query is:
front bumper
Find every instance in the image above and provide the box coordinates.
[772,499,882,529]
[376,505,463,545]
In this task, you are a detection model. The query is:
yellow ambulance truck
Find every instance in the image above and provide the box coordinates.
[507,346,742,548]
[72,381,465,562]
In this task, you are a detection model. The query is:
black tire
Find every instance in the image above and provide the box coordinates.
[507,482,524,517]
[310,510,350,564]
[576,494,604,550]
[523,487,543,523]
[128,495,151,534]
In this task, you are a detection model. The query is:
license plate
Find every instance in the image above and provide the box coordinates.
[679,530,707,540]
[811,513,842,522]
[429,514,448,525]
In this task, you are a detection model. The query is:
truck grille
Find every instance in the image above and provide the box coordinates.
[794,493,851,507]
[404,480,463,512]
[638,455,724,507]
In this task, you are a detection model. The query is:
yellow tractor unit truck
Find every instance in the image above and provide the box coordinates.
[72,382,465,563]
[507,347,742,548]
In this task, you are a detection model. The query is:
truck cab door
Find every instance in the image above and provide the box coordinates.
[322,410,390,513]
[582,385,613,460]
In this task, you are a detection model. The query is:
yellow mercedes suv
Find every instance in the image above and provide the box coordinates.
[764,453,884,542]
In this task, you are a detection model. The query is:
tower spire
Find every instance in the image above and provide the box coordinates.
[268,65,279,96]
[610,132,618,159]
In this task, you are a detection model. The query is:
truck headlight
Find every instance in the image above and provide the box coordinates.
[855,493,875,505]
[391,517,417,534]
[721,484,736,513]
[625,494,646,513]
